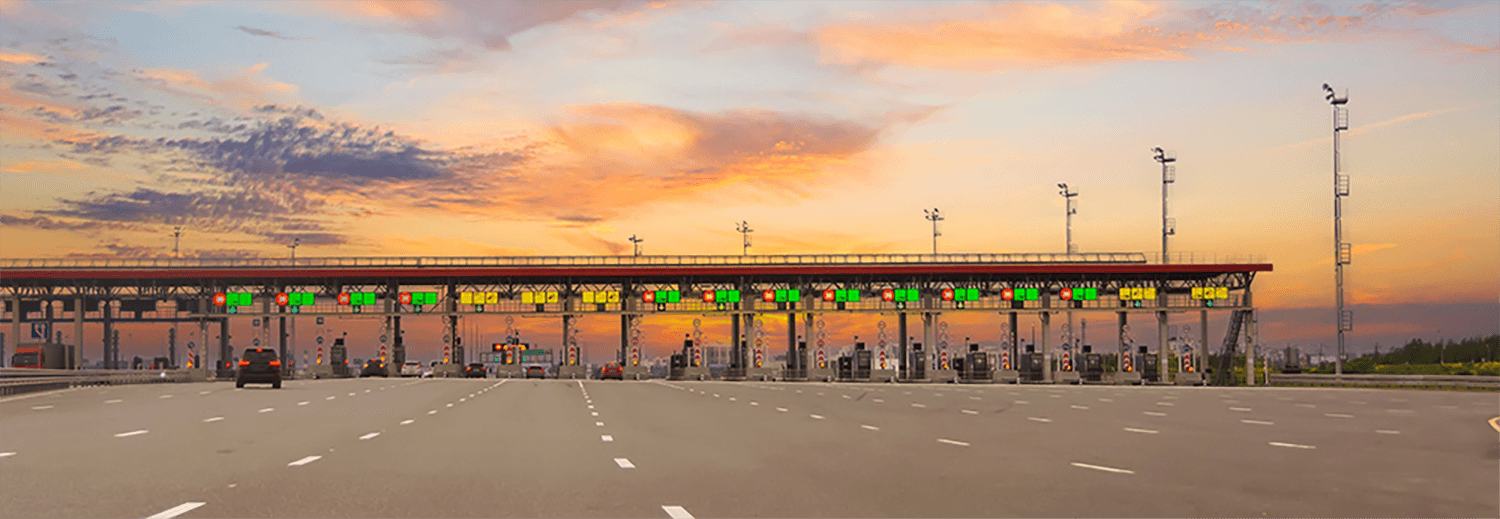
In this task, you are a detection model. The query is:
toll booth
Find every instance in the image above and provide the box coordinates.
[854,343,872,381]
[1176,349,1205,386]
[1139,346,1161,383]
[330,339,349,378]
[903,342,927,382]
[1080,345,1104,383]
[671,339,710,381]
[996,345,1020,384]
[782,341,810,381]
[961,344,992,383]
[1019,344,1045,383]
[837,356,854,380]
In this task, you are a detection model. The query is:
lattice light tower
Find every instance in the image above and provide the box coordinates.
[1057,184,1077,253]
[1323,83,1352,376]
[1152,148,1176,263]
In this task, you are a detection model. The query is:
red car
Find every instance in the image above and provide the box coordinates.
[600,362,624,380]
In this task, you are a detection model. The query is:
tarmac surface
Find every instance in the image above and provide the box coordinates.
[1,377,1496,518]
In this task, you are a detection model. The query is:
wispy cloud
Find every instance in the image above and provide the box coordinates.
[233,25,308,41]
[1273,105,1475,150]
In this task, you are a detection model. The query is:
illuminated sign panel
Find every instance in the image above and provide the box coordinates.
[1001,288,1040,301]
[1060,287,1099,301]
[773,289,801,302]
[461,292,500,305]
[702,290,741,303]
[582,291,620,304]
[521,291,559,304]
[1191,287,1230,300]
[1119,287,1158,300]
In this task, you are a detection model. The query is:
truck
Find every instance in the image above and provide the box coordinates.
[10,342,76,369]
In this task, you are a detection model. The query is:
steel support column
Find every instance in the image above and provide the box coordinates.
[218,317,230,377]
[278,284,288,376]
[1200,310,1209,375]
[74,296,84,370]
[102,300,113,369]
[620,314,629,364]
[787,312,797,373]
[447,282,459,365]
[1245,288,1256,386]
[730,312,741,370]
[1008,312,1019,367]
[922,312,934,371]
[1040,311,1051,382]
[898,312,908,378]
[10,295,21,368]
[1157,310,1169,384]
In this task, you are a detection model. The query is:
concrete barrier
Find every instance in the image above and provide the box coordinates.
[0,368,196,397]
[1269,373,1499,389]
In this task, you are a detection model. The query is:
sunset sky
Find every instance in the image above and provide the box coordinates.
[1,0,1496,365]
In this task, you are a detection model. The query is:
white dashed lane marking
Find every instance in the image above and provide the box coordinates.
[203,417,224,423]
[1144,411,1167,416]
[0,452,15,458]
[159,395,173,399]
[359,432,380,440]
[1229,407,1252,412]
[937,438,970,447]
[1242,420,1274,426]
[1072,462,1135,474]
[911,403,927,408]
[602,435,614,442]
[961,410,979,415]
[861,425,879,431]
[298,401,309,406]
[1015,400,1029,405]
[1071,405,1089,410]
[31,405,53,410]
[1295,404,1316,408]
[288,455,322,466]
[810,414,825,420]
[1124,428,1158,434]
[428,410,437,415]
[662,505,694,519]
[596,422,605,427]
[400,420,414,425]
[105,399,122,404]
[873,399,884,403]
[1156,402,1175,407]
[615,458,635,469]
[326,396,336,400]
[114,430,149,438]
[1376,430,1400,435]
[776,408,788,412]
[1270,442,1316,449]
[259,408,274,413]
[1326,413,1354,418]
[1028,417,1052,423]
[145,502,206,519]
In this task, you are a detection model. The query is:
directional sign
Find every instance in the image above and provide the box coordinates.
[316,336,324,345]
[253,338,261,347]
[29,322,48,340]
[317,317,325,325]
[187,341,196,351]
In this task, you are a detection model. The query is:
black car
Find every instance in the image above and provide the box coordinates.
[464,363,487,378]
[360,360,388,377]
[525,366,546,379]
[237,348,282,389]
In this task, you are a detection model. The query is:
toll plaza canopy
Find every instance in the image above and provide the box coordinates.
[1,252,1271,317]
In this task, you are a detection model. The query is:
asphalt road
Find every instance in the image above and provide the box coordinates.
[1,377,1496,518]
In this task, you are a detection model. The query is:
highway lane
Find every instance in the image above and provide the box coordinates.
[1,378,1495,518]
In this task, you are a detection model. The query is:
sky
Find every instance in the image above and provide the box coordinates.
[0,0,1496,365]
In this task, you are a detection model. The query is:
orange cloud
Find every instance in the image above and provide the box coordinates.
[0,159,84,174]
[378,102,903,223]
[809,1,1456,71]
[135,62,299,110]
[0,50,44,64]
[318,0,449,21]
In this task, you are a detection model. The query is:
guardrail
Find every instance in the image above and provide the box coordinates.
[1269,373,1499,389]
[0,368,200,397]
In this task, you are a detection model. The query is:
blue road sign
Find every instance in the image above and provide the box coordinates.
[317,336,324,345]
[30,322,49,340]
[316,317,325,325]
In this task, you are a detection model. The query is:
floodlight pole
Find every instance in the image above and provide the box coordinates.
[172,226,183,259]
[287,237,300,265]
[735,221,753,256]
[1324,83,1351,377]
[1152,149,1176,264]
[1057,184,1077,254]
[924,208,943,254]
[629,235,643,257]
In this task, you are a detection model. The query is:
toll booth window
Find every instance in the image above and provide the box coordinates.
[13,352,38,365]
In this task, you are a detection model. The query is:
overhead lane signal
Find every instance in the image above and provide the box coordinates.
[1119,287,1158,308]
[521,291,559,304]
[582,291,619,304]
[1192,286,1229,307]
[773,289,801,302]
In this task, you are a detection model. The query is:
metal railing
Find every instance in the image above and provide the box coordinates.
[0,252,1271,270]
[0,252,1162,269]
[0,368,199,397]
[1269,373,1499,389]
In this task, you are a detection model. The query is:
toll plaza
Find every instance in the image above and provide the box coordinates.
[0,252,1268,386]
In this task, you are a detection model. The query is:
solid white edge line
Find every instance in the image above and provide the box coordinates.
[288,455,322,466]
[1071,462,1135,474]
[145,501,207,519]
[615,458,635,469]
[662,505,694,519]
